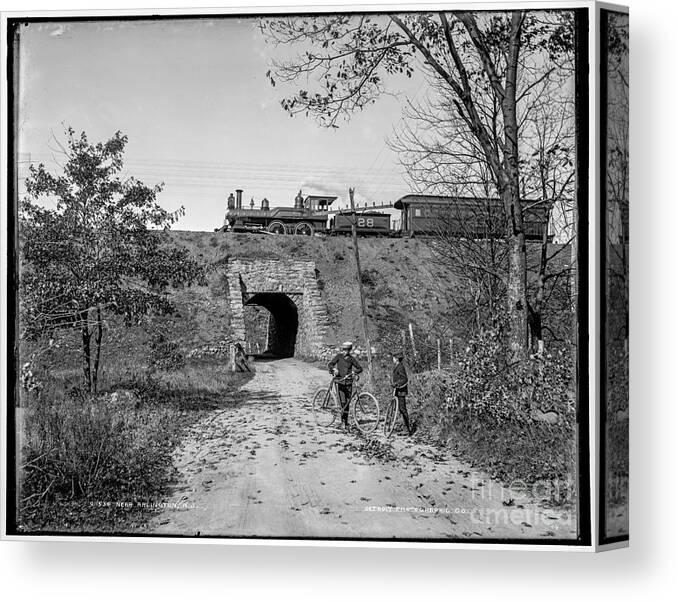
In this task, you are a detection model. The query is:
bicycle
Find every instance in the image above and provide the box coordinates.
[312,374,380,434]
[382,387,401,438]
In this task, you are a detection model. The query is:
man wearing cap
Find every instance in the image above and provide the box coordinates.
[392,352,414,436]
[328,342,363,429]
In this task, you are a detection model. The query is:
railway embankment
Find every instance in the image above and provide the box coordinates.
[169,230,461,361]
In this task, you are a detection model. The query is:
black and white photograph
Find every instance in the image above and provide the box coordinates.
[6,6,594,545]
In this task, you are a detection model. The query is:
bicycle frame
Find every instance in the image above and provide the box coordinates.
[330,373,359,406]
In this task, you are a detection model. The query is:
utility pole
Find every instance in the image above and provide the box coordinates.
[349,188,374,388]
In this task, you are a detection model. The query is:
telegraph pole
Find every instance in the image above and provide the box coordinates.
[349,188,374,388]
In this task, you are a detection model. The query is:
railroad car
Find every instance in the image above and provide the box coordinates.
[329,211,391,236]
[393,194,551,240]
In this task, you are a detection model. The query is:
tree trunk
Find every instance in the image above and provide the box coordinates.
[505,225,529,361]
[92,305,103,394]
[501,12,529,363]
[529,201,552,352]
[527,301,543,352]
[81,313,92,393]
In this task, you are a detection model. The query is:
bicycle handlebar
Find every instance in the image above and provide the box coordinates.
[332,373,360,385]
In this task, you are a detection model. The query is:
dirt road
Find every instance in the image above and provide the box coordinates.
[150,358,576,541]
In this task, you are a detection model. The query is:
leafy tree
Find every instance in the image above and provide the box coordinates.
[20,128,205,393]
[260,10,575,360]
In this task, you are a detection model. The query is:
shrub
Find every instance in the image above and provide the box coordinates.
[19,383,179,529]
[409,323,577,504]
[606,341,628,504]
[17,355,251,532]
[148,331,185,373]
[360,268,378,288]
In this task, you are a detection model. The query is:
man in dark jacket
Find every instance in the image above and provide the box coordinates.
[391,352,413,436]
[328,342,363,429]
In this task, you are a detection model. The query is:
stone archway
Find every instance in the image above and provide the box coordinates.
[244,292,298,358]
[226,259,329,359]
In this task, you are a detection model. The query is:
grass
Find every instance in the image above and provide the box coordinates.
[440,410,576,506]
[16,357,252,534]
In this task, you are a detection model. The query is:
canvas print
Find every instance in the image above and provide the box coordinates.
[8,8,589,543]
[601,8,629,542]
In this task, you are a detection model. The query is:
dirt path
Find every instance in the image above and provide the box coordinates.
[150,358,576,540]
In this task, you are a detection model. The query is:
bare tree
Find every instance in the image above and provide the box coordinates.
[260,10,575,361]
[388,30,576,350]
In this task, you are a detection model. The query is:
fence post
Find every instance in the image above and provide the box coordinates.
[408,323,417,357]
[229,344,236,372]
[349,187,374,389]
[437,339,442,371]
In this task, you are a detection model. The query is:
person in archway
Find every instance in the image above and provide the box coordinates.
[328,342,363,430]
[391,351,414,436]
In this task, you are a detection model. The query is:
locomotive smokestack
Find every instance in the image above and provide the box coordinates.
[294,190,304,211]
[236,189,243,209]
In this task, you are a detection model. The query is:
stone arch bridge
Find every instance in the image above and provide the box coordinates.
[226,259,330,359]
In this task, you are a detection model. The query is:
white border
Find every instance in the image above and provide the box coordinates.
[0,1,12,555]
[1,0,615,18]
[589,0,601,551]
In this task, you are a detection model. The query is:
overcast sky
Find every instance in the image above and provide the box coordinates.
[17,17,424,231]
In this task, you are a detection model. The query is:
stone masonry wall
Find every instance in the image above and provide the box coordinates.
[226,259,330,359]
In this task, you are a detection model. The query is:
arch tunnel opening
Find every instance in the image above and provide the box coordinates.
[243,292,299,359]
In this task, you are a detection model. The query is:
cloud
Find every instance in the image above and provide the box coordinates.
[49,25,66,37]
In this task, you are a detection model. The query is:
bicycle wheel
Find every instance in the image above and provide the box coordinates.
[383,397,398,438]
[312,387,337,428]
[352,391,380,434]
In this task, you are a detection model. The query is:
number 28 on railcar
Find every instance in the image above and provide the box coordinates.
[329,211,391,236]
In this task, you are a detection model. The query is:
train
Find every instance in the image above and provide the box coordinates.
[219,189,551,241]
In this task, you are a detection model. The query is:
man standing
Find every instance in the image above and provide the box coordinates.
[391,352,414,436]
[328,342,363,429]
